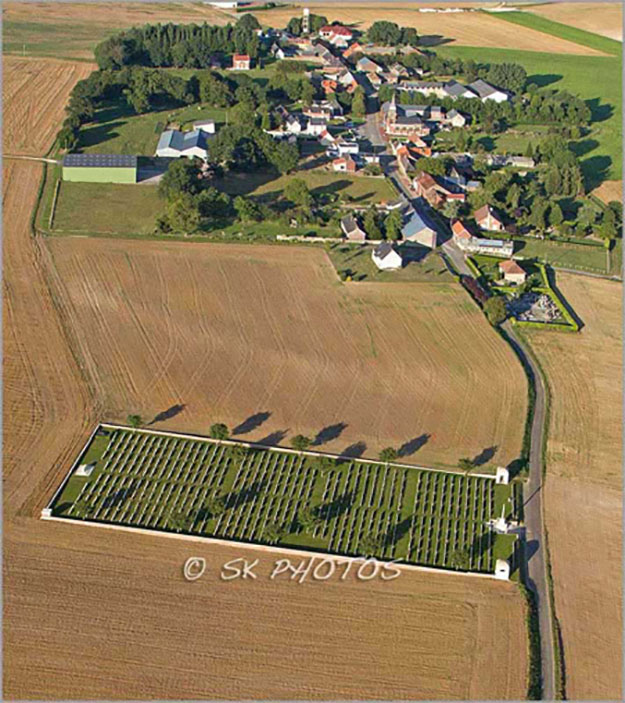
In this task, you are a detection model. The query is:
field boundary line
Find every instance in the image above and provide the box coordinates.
[39,514,501,581]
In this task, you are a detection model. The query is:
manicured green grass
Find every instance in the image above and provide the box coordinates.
[327,242,454,283]
[52,425,517,573]
[53,181,161,235]
[513,236,609,274]
[437,46,622,185]
[79,102,228,156]
[486,10,621,56]
[245,170,397,204]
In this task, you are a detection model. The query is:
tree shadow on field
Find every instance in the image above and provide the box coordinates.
[224,480,265,509]
[233,411,271,435]
[472,445,498,467]
[318,490,355,521]
[312,422,348,446]
[526,73,562,89]
[338,441,367,462]
[103,486,136,509]
[397,434,430,458]
[382,514,414,547]
[149,404,185,425]
[256,429,289,447]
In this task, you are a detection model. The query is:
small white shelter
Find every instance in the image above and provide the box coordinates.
[75,462,95,477]
[495,558,510,580]
[372,241,402,270]
[496,466,510,485]
[193,119,216,134]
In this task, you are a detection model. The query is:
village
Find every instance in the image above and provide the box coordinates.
[54,7,617,328]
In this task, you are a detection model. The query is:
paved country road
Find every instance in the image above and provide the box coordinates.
[503,322,556,701]
[382,126,558,697]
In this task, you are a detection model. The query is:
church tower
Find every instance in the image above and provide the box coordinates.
[302,7,310,34]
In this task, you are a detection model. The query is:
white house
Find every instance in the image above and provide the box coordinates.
[306,117,328,137]
[193,119,216,134]
[446,109,467,128]
[155,129,210,159]
[372,241,403,270]
[467,79,509,103]
[475,204,505,232]
[341,214,367,241]
[337,140,359,156]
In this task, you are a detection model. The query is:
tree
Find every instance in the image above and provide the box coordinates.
[483,296,507,326]
[57,126,78,150]
[351,87,366,118]
[158,159,203,199]
[205,494,227,519]
[529,196,549,232]
[549,202,564,228]
[230,100,257,127]
[234,195,262,222]
[286,17,303,36]
[263,520,285,544]
[368,21,401,46]
[363,206,382,239]
[384,209,403,240]
[127,414,142,428]
[284,178,313,208]
[74,499,95,519]
[291,434,311,452]
[506,183,522,212]
[300,80,315,106]
[450,547,471,570]
[166,192,201,234]
[359,533,382,556]
[577,201,598,231]
[486,62,527,94]
[442,199,461,219]
[210,423,230,440]
[169,510,192,532]
[379,447,398,464]
[458,457,475,473]
[298,505,321,532]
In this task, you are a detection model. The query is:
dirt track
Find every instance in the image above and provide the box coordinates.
[523,274,622,700]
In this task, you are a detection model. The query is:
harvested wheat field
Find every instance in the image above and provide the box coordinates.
[44,238,527,470]
[522,274,622,699]
[2,57,94,156]
[529,2,623,42]
[3,165,527,699]
[251,3,605,55]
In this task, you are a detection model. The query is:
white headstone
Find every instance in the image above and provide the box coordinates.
[495,558,510,580]
[495,466,510,484]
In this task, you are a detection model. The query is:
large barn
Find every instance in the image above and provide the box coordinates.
[62,153,137,183]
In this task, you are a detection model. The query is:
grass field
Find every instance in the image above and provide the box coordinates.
[528,2,623,43]
[521,274,622,699]
[79,101,228,156]
[512,237,613,275]
[436,45,622,185]
[487,10,621,56]
[53,426,518,573]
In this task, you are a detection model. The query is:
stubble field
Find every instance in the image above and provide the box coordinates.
[3,56,95,155]
[44,238,527,470]
[529,2,623,42]
[522,274,622,700]
[3,165,528,700]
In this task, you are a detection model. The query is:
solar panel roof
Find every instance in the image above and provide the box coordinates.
[63,153,137,168]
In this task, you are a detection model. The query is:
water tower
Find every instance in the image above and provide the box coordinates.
[302,7,310,34]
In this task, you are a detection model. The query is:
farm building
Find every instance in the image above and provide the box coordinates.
[402,208,439,249]
[499,259,527,285]
[467,79,509,103]
[372,241,403,270]
[341,214,367,241]
[62,153,137,183]
[155,129,210,159]
[475,204,505,232]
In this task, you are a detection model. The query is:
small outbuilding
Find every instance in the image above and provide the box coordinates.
[495,558,510,581]
[499,259,527,285]
[333,155,357,173]
[75,462,96,477]
[341,214,366,242]
[193,119,216,134]
[62,153,137,183]
[372,241,403,270]
[495,466,510,485]
[232,53,251,70]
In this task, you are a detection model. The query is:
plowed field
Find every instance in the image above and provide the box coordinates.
[3,57,95,155]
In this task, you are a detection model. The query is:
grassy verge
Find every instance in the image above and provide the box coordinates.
[519,583,543,700]
[486,10,621,56]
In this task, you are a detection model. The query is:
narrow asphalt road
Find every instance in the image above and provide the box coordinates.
[503,322,556,701]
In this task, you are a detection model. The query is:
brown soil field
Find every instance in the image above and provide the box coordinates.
[523,274,622,699]
[3,166,527,698]
[44,238,527,470]
[2,57,95,156]
[592,179,623,204]
[250,4,605,55]
[529,2,623,42]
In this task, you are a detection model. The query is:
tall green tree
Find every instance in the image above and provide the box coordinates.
[384,209,403,240]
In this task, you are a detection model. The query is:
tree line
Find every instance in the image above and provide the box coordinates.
[94,14,264,70]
